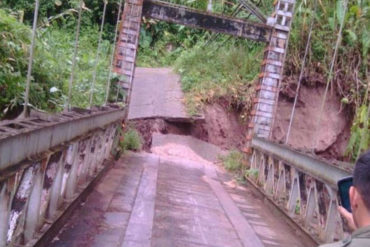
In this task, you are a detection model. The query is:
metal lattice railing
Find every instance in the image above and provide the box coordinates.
[0,107,124,246]
[247,137,351,243]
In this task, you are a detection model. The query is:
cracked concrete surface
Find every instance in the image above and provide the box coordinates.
[128,68,190,121]
[50,137,314,247]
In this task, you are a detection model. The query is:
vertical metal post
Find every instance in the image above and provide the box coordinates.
[24,167,44,242]
[66,0,83,111]
[207,0,213,12]
[48,152,65,219]
[265,156,275,195]
[305,182,318,227]
[23,0,40,118]
[287,169,301,215]
[0,184,10,246]
[65,143,79,201]
[89,0,108,109]
[274,161,286,200]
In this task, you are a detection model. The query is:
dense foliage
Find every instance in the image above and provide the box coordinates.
[221,150,246,171]
[0,9,31,117]
[120,128,143,152]
[288,0,369,159]
[0,1,121,118]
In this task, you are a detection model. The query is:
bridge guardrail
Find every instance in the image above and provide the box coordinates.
[248,137,351,243]
[0,106,124,246]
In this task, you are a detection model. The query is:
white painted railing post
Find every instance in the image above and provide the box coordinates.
[48,152,66,220]
[24,167,44,242]
[65,143,79,202]
[0,184,10,246]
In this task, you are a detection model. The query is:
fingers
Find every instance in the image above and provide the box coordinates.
[338,206,351,218]
[337,206,356,231]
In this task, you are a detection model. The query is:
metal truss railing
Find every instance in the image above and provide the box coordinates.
[0,107,125,246]
[248,137,351,243]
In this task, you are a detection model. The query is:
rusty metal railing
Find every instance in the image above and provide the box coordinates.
[0,106,125,246]
[247,137,351,243]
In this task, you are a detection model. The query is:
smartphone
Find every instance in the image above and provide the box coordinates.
[337,176,353,213]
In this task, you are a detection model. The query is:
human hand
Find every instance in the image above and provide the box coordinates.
[338,206,356,231]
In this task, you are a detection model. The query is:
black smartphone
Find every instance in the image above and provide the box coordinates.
[337,176,353,213]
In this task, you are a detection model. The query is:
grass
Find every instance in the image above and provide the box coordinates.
[220,150,246,171]
[120,128,143,152]
[245,168,259,180]
[174,39,263,115]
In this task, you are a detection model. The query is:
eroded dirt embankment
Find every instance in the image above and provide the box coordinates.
[131,82,351,161]
[273,82,352,160]
[130,102,247,152]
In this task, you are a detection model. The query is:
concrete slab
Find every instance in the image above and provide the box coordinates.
[103,212,130,228]
[220,173,315,247]
[121,154,160,247]
[152,160,244,247]
[49,155,145,247]
[128,68,190,120]
[91,228,123,247]
[204,176,264,247]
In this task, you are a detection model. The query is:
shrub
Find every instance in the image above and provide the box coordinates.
[120,128,142,152]
[221,150,246,171]
[0,8,114,118]
[245,169,259,180]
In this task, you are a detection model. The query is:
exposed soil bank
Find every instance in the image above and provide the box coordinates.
[130,83,351,161]
[273,83,352,160]
[200,103,247,149]
[130,102,247,152]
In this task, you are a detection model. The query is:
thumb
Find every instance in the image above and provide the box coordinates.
[338,206,356,231]
[338,206,351,218]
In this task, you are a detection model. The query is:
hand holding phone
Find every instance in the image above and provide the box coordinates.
[337,176,353,213]
[338,205,356,231]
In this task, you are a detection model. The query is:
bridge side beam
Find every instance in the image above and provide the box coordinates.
[142,0,272,43]
[0,107,125,173]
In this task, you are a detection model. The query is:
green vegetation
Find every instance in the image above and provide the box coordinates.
[0,1,121,118]
[120,128,143,152]
[174,39,262,116]
[295,199,301,215]
[220,150,246,171]
[287,0,369,104]
[245,168,259,180]
[0,9,32,117]
[346,103,370,160]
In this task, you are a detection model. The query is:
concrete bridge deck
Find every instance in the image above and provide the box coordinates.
[49,135,313,247]
[128,68,191,121]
